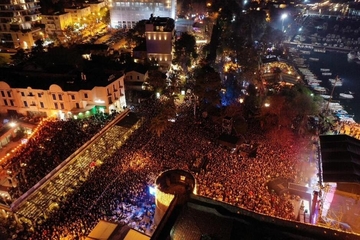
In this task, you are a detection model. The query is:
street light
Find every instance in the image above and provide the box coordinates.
[281,13,288,32]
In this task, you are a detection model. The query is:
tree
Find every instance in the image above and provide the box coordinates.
[193,65,222,109]
[126,20,146,46]
[149,114,169,137]
[149,96,177,137]
[31,39,45,56]
[11,49,28,65]
[173,32,198,73]
[146,70,167,93]
[100,7,110,24]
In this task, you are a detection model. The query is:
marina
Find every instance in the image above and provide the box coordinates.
[289,48,357,123]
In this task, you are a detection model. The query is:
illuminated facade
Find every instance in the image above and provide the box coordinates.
[145,17,174,70]
[84,1,106,13]
[0,0,42,49]
[109,0,176,29]
[64,6,91,23]
[0,73,126,118]
[41,12,72,36]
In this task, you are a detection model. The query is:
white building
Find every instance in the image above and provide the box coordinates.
[145,17,174,70]
[109,0,176,29]
[0,0,43,49]
[0,71,126,119]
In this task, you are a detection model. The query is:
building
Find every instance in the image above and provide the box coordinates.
[41,12,73,37]
[84,0,106,13]
[64,6,91,24]
[109,0,176,29]
[0,0,43,49]
[0,69,126,119]
[124,64,149,91]
[145,17,174,70]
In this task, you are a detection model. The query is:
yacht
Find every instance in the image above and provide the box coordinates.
[309,57,319,61]
[312,86,327,94]
[320,68,330,72]
[339,92,354,99]
[322,72,332,76]
[320,94,331,99]
[329,78,342,87]
[347,51,360,61]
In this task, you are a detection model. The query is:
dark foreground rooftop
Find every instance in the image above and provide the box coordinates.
[152,194,359,240]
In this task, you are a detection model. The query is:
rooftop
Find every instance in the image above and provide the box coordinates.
[152,194,358,240]
[0,67,123,91]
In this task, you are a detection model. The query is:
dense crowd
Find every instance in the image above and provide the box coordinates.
[0,100,315,239]
[2,113,115,200]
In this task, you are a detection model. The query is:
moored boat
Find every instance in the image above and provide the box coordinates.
[322,72,332,76]
[320,94,331,99]
[313,86,328,94]
[339,92,354,99]
[329,78,342,87]
[309,57,319,61]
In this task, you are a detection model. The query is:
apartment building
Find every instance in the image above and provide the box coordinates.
[41,12,72,36]
[0,71,126,119]
[64,6,91,24]
[0,0,43,49]
[84,1,106,13]
[145,17,174,70]
[109,0,176,29]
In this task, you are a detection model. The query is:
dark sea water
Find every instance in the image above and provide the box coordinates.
[304,51,360,123]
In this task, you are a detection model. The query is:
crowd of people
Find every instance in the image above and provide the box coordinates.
[2,113,115,200]
[0,99,317,239]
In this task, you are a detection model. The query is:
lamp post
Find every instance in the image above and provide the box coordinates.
[281,13,288,32]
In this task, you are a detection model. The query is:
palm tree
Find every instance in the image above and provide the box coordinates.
[149,113,169,137]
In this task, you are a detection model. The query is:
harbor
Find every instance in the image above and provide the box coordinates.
[289,48,358,124]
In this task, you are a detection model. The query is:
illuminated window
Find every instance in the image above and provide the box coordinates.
[180,175,186,181]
